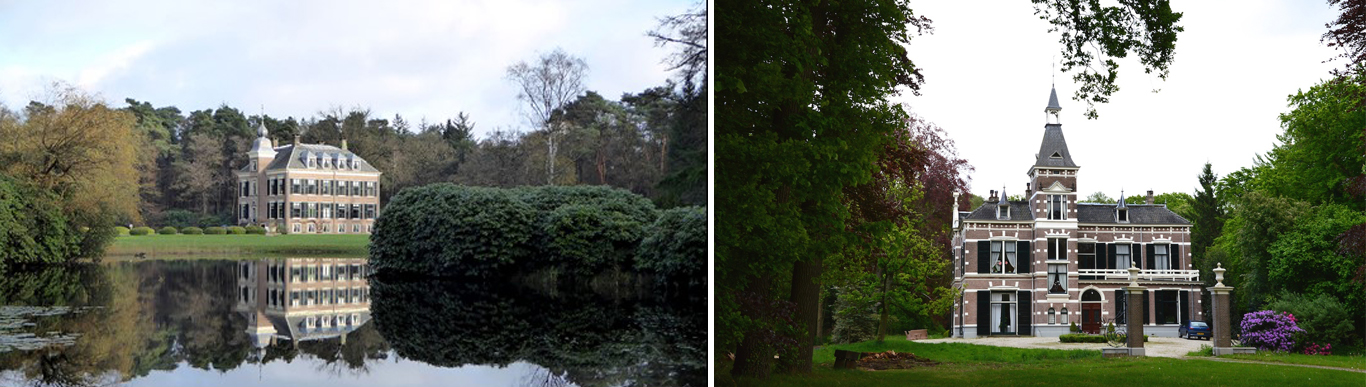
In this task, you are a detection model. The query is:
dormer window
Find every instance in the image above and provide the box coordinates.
[1117,208,1128,223]
[997,205,1009,220]
[1050,151,1062,159]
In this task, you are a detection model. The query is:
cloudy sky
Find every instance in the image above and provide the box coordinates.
[895,1,1339,202]
[0,0,695,138]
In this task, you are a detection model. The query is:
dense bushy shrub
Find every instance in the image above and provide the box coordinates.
[1240,310,1304,352]
[129,227,154,236]
[830,288,878,344]
[635,206,705,283]
[180,226,203,235]
[514,185,659,225]
[0,176,80,267]
[113,226,130,236]
[245,225,266,235]
[541,204,648,275]
[370,184,535,277]
[204,226,226,235]
[157,227,178,235]
[1266,292,1356,350]
[227,226,246,235]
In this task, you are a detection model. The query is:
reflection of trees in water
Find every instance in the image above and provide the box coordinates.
[0,260,392,386]
[519,366,574,387]
[369,276,704,386]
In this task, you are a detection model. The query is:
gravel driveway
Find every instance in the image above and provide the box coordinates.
[917,336,1210,358]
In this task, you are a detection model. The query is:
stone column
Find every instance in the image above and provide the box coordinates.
[1210,263,1236,356]
[1124,263,1146,356]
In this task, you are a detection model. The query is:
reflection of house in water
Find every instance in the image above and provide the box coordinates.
[234,258,373,348]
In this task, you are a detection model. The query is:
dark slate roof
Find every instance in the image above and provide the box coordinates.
[1047,87,1062,110]
[1076,203,1190,224]
[962,200,1035,221]
[1031,124,1078,169]
[263,144,380,173]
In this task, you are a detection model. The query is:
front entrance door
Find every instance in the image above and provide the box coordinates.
[1082,303,1102,334]
[1082,289,1103,334]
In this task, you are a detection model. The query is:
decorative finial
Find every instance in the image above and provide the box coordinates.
[1213,262,1226,287]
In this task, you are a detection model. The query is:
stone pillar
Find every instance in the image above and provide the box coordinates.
[1125,264,1146,356]
[1209,263,1237,355]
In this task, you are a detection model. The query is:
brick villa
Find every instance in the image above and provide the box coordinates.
[234,122,382,234]
[950,88,1202,338]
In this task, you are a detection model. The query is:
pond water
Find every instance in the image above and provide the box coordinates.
[0,258,705,386]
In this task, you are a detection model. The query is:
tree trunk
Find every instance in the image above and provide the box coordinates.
[731,275,773,378]
[876,274,890,343]
[785,258,821,373]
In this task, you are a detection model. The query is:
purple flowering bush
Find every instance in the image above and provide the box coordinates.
[1239,310,1304,352]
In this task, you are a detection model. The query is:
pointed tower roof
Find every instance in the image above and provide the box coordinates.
[1032,87,1077,170]
[1046,87,1062,112]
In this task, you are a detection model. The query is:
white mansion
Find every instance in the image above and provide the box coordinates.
[234,122,382,234]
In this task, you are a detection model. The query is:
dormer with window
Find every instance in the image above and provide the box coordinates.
[1116,191,1130,223]
[997,200,1010,220]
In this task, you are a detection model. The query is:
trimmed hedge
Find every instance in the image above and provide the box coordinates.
[245,225,266,235]
[181,226,204,235]
[370,184,536,277]
[227,226,246,235]
[113,226,130,236]
[635,206,705,283]
[204,226,226,235]
[129,227,154,236]
[1059,333,1148,343]
[157,227,178,235]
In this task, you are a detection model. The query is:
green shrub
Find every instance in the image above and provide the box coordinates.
[540,204,647,275]
[942,328,953,338]
[1059,333,1147,343]
[0,176,80,266]
[157,226,178,235]
[227,226,246,235]
[514,185,659,226]
[113,226,130,236]
[204,226,226,235]
[181,226,203,235]
[635,206,705,283]
[370,184,536,277]
[1070,321,1080,333]
[1266,292,1356,350]
[129,227,154,236]
[245,225,266,235]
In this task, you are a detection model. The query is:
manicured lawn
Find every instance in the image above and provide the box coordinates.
[723,336,1364,387]
[105,234,370,257]
[1223,351,1366,371]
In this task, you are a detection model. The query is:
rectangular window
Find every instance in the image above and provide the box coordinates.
[1048,264,1067,294]
[1116,244,1131,269]
[991,241,1017,274]
[1048,195,1066,220]
[291,179,300,194]
[1154,245,1169,270]
[1078,243,1096,275]
[365,204,375,219]
[1047,238,1066,260]
[291,203,301,218]
[321,179,331,195]
[1155,290,1179,325]
[352,182,361,196]
[990,292,1017,334]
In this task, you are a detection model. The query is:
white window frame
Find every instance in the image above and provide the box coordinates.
[1115,244,1132,269]
[1154,244,1170,270]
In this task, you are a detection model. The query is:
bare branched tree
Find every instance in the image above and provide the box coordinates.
[649,2,707,87]
[505,48,588,185]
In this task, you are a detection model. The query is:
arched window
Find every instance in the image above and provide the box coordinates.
[1048,307,1057,324]
[1061,306,1069,324]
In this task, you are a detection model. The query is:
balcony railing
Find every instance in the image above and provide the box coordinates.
[1077,269,1200,282]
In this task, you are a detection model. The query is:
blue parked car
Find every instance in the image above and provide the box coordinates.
[1179,321,1211,340]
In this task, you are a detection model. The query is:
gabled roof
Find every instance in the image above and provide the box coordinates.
[962,200,1035,221]
[1031,124,1078,169]
[1076,203,1190,224]
[263,143,380,173]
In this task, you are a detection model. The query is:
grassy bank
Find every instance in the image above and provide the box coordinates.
[105,234,370,257]
[723,336,1364,387]
[1222,351,1366,371]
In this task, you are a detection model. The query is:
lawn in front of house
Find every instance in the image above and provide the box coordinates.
[105,234,370,257]
[1221,351,1366,371]
[722,336,1364,387]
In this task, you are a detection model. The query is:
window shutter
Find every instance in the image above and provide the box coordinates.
[978,241,990,274]
[977,291,990,336]
[1096,243,1108,270]
[1142,290,1151,325]
[1146,244,1155,270]
[1107,244,1117,269]
[1017,241,1031,273]
[1170,245,1181,270]
[1116,290,1126,324]
[1048,238,1056,260]
[1017,290,1031,335]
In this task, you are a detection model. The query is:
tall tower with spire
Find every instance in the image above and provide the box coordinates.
[1028,86,1078,202]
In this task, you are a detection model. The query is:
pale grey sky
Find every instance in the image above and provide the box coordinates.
[0,0,694,138]
[896,0,1338,201]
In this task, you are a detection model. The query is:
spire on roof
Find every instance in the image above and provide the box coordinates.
[1117,190,1128,209]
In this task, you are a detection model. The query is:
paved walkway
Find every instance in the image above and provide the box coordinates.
[917,336,1208,358]
[1190,356,1366,374]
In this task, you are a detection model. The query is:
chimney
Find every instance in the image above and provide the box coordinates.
[293,134,300,146]
[1025,183,1032,198]
[988,190,998,202]
[1146,190,1154,205]
[341,138,348,151]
